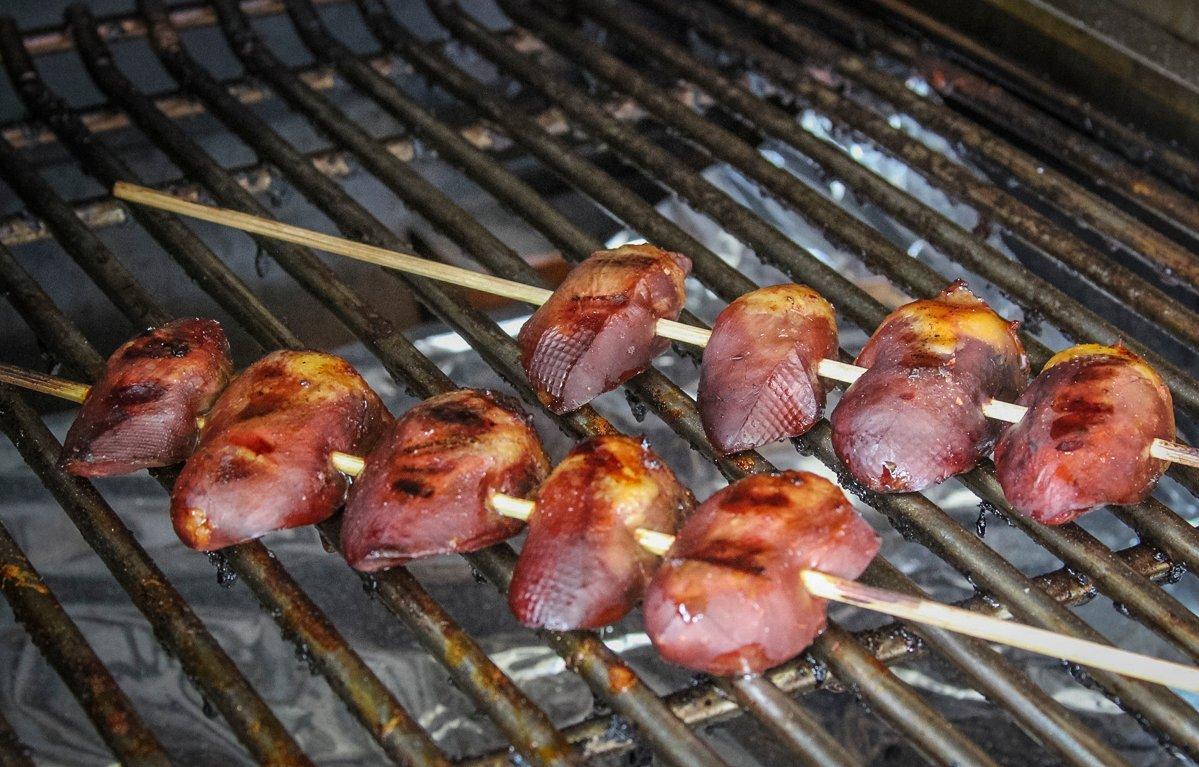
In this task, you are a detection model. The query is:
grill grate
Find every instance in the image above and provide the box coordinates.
[0,0,1196,765]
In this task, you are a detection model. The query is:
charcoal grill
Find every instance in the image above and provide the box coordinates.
[0,0,1197,764]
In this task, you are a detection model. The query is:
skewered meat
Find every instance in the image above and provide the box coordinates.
[699,285,838,454]
[171,350,390,551]
[60,318,232,477]
[831,281,1027,492]
[509,435,692,630]
[995,344,1174,525]
[644,471,879,676]
[342,389,550,572]
[517,244,690,414]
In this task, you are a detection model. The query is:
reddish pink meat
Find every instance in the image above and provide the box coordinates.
[699,285,838,454]
[342,389,550,572]
[171,350,390,551]
[831,281,1027,492]
[995,344,1174,525]
[509,435,692,630]
[60,318,232,476]
[517,244,690,413]
[644,471,879,676]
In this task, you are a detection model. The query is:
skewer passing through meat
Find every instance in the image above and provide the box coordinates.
[831,281,1027,493]
[509,435,692,630]
[995,344,1175,525]
[699,285,838,455]
[644,472,879,676]
[171,350,391,551]
[59,318,232,477]
[342,389,549,571]
[518,244,690,414]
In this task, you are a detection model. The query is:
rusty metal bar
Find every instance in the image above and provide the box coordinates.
[548,0,1199,418]
[551,0,1199,631]
[0,709,33,767]
[17,0,352,57]
[415,5,1199,756]
[0,381,311,766]
[713,0,1199,304]
[267,2,1152,763]
[5,8,576,766]
[0,510,173,766]
[213,3,1014,764]
[818,11,1199,255]
[466,537,1180,765]
[852,0,1199,196]
[131,1,735,763]
[0,197,450,766]
[629,0,1199,529]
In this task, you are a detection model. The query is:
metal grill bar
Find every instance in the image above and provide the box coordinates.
[0,505,172,765]
[503,0,1199,666]
[713,0,1199,303]
[553,0,1199,627]
[0,44,449,767]
[0,385,309,764]
[810,3,1199,254]
[471,536,1180,766]
[2,13,578,767]
[304,5,1139,765]
[0,709,33,767]
[418,2,1199,756]
[18,0,351,57]
[855,0,1199,196]
[206,3,1021,764]
[622,0,1199,523]
[439,0,1199,660]
[102,1,737,763]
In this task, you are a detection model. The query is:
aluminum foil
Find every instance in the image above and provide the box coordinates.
[2,44,1197,767]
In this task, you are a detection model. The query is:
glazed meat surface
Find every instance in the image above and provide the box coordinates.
[995,345,1174,525]
[60,318,232,476]
[342,389,550,572]
[699,285,838,454]
[509,435,692,630]
[831,281,1027,492]
[171,350,390,550]
[644,471,879,676]
[517,244,690,414]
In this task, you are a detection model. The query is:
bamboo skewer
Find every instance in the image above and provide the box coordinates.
[486,493,1199,694]
[4,364,1198,692]
[110,182,1198,468]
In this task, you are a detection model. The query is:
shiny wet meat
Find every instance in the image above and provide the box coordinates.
[699,284,838,455]
[644,471,879,676]
[995,344,1174,525]
[60,318,232,477]
[831,281,1027,493]
[517,244,690,413]
[508,435,691,630]
[170,350,390,550]
[342,389,549,572]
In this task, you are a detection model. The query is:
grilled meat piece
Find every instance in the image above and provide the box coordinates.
[517,244,690,413]
[60,318,232,476]
[342,389,550,572]
[995,345,1174,525]
[831,281,1027,492]
[509,435,691,630]
[699,285,838,454]
[644,471,879,676]
[171,350,390,550]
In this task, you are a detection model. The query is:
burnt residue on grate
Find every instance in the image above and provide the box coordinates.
[0,0,1196,765]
